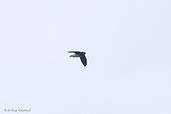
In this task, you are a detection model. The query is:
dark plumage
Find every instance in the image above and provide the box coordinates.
[68,51,87,66]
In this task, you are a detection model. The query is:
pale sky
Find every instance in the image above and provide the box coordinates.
[0,0,171,114]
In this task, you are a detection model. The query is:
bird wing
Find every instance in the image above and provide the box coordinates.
[68,51,80,53]
[80,55,87,66]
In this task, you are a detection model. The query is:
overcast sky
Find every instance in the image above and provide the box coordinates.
[0,0,171,114]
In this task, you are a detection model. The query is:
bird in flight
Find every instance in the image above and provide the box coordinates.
[68,51,87,67]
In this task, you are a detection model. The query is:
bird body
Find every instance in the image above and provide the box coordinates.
[68,51,87,66]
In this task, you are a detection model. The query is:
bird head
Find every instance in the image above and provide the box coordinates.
[82,52,86,55]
